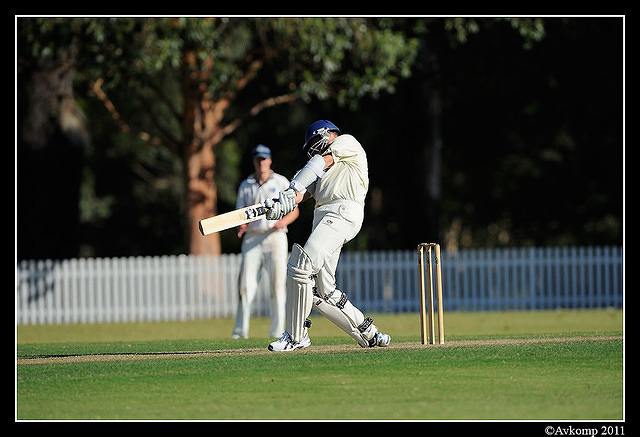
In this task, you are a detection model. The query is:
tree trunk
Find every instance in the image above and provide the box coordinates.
[182,91,228,255]
[424,53,442,245]
[184,141,219,255]
[18,43,88,260]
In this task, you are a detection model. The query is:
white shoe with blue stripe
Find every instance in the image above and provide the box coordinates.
[371,332,391,347]
[268,331,311,352]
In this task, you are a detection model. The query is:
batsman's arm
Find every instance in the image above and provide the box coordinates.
[273,206,300,229]
[289,154,331,195]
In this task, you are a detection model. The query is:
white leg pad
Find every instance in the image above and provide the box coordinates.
[313,289,378,347]
[286,244,315,344]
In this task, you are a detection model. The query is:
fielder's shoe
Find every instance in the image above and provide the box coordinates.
[268,330,311,352]
[369,332,391,347]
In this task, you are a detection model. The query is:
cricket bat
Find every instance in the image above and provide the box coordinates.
[198,202,268,236]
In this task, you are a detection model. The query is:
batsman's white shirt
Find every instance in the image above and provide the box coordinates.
[312,134,369,208]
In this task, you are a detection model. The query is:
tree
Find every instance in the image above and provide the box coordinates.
[17,19,91,259]
[18,17,419,255]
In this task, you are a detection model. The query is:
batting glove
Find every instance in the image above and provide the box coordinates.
[264,198,285,220]
[279,188,297,215]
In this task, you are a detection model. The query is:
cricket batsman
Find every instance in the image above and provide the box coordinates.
[264,120,391,351]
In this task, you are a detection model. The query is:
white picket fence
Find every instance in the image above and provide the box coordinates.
[16,246,623,325]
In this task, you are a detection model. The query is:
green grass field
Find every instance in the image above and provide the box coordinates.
[16,309,624,421]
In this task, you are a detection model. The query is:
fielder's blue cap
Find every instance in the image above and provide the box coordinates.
[252,144,271,159]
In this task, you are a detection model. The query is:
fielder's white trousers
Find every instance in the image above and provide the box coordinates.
[233,230,288,338]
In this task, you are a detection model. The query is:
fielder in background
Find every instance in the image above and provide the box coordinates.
[232,145,299,339]
[265,120,391,351]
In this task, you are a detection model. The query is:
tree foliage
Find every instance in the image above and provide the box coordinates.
[16,17,622,259]
[17,17,420,256]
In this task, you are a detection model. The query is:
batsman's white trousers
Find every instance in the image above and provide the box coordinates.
[304,201,363,295]
[287,200,378,346]
[233,230,288,338]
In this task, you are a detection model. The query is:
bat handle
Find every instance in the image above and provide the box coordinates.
[263,198,279,210]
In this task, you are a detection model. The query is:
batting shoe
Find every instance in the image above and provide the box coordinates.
[268,331,311,352]
[370,332,391,347]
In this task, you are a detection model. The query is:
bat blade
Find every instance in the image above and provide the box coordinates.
[198,203,267,236]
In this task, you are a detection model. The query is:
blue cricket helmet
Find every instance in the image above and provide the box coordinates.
[302,120,341,158]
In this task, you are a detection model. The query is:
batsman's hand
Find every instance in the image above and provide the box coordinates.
[264,198,284,220]
[279,188,297,215]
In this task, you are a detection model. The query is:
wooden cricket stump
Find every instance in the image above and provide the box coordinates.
[417,243,444,345]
